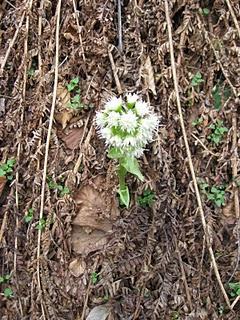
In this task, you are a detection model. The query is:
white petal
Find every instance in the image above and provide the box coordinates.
[135,100,150,116]
[105,97,122,111]
[126,93,139,105]
[119,110,138,133]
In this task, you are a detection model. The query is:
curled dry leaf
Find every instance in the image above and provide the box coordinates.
[69,258,86,277]
[142,56,156,95]
[0,176,6,198]
[71,176,119,254]
[55,83,73,129]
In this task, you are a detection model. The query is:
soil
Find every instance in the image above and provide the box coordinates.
[1,0,240,319]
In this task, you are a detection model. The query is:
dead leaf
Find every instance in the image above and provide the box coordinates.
[55,83,73,129]
[72,226,108,255]
[71,176,119,254]
[86,305,110,320]
[69,258,86,277]
[143,56,156,95]
[0,176,6,197]
[61,127,84,150]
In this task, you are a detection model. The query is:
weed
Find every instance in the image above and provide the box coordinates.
[199,180,226,207]
[27,67,35,77]
[36,218,46,231]
[0,158,16,181]
[24,208,34,223]
[201,8,210,16]
[228,282,240,297]
[137,189,155,208]
[192,117,203,126]
[3,287,13,298]
[218,305,225,316]
[191,71,204,87]
[68,94,84,110]
[171,311,180,320]
[66,77,79,92]
[47,177,70,197]
[208,120,228,145]
[91,272,100,285]
[0,274,11,284]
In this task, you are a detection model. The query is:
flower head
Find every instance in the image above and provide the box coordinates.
[95,94,159,158]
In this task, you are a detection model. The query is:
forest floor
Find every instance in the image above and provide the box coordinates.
[1,0,240,319]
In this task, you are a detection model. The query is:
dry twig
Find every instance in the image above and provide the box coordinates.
[108,47,122,94]
[37,1,62,319]
[164,0,231,308]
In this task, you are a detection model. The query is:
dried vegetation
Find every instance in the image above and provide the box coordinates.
[0,0,240,319]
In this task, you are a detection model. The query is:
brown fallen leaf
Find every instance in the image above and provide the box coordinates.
[69,258,86,277]
[86,305,110,320]
[61,127,84,150]
[72,226,108,255]
[0,176,6,197]
[71,176,119,254]
[143,56,156,95]
[55,83,73,129]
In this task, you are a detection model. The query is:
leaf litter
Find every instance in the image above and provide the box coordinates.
[0,0,240,319]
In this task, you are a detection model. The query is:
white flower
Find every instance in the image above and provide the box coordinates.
[119,110,138,133]
[105,96,122,111]
[95,93,159,158]
[135,100,149,116]
[96,111,107,128]
[106,111,120,127]
[126,93,139,105]
[100,127,112,142]
[141,114,159,133]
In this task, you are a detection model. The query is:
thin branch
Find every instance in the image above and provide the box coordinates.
[225,0,240,39]
[37,1,61,319]
[108,46,122,94]
[0,8,26,76]
[117,0,123,51]
[164,0,231,309]
[72,0,86,62]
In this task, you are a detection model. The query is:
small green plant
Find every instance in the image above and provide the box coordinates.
[66,77,79,92]
[96,94,158,208]
[228,282,240,297]
[27,67,35,77]
[137,189,155,208]
[218,305,225,316]
[191,71,204,87]
[199,180,226,207]
[0,159,16,181]
[47,177,70,197]
[171,311,180,320]
[24,208,34,223]
[201,8,210,16]
[0,274,11,284]
[208,120,228,145]
[90,272,100,285]
[192,117,203,126]
[3,287,13,298]
[36,218,46,231]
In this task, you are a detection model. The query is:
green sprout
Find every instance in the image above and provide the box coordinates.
[199,180,226,207]
[0,158,16,181]
[0,274,11,284]
[3,287,13,298]
[24,208,34,223]
[228,282,240,297]
[47,177,70,197]
[36,218,46,231]
[201,8,210,16]
[191,71,204,87]
[137,189,155,208]
[192,117,203,126]
[66,77,79,92]
[90,272,100,285]
[208,120,228,145]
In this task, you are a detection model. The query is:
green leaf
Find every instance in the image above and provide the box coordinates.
[36,218,46,231]
[121,157,144,182]
[0,168,6,177]
[6,159,16,167]
[107,147,123,159]
[118,186,130,208]
[3,287,13,298]
[66,77,79,92]
[24,208,34,223]
[191,71,204,87]
[0,276,4,283]
[202,8,210,16]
